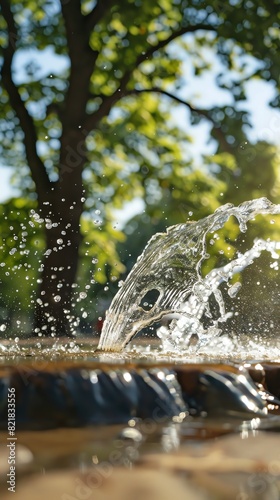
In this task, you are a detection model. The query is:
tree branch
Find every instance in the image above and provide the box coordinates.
[126,87,232,152]
[135,23,216,68]
[83,22,216,130]
[1,0,51,201]
[60,0,101,129]
[60,0,87,62]
[128,87,210,116]
[84,0,114,35]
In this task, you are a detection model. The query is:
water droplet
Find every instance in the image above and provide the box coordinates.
[54,295,61,302]
[228,282,242,298]
[118,427,143,442]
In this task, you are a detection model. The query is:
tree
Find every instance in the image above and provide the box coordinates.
[0,0,280,335]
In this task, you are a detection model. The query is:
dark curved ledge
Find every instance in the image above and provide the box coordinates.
[0,358,279,430]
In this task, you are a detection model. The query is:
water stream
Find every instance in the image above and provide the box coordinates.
[98,197,280,352]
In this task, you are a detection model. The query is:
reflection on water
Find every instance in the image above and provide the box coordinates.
[1,418,280,499]
[1,345,280,498]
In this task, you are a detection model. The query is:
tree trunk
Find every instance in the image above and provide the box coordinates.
[33,131,85,336]
[33,198,83,336]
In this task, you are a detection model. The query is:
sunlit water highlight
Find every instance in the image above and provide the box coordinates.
[98,197,280,355]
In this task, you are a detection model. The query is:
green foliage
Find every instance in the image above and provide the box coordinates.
[1,0,280,179]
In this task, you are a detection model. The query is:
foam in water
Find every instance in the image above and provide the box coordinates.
[98,198,280,352]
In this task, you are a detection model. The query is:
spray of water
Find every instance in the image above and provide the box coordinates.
[0,204,98,338]
[98,198,280,352]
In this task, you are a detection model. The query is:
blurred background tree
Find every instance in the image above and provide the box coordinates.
[0,0,280,336]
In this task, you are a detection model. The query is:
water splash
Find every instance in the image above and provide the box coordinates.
[98,198,280,352]
[157,237,280,352]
